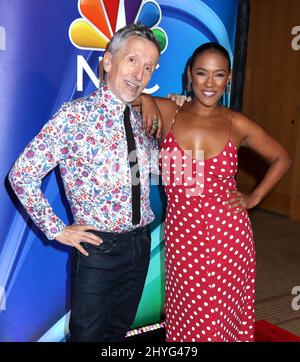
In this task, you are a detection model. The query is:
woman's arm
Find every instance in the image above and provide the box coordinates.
[226,113,292,212]
[132,95,161,138]
[133,93,189,139]
[138,94,179,141]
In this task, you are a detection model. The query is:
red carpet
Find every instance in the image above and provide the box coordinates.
[255,320,300,342]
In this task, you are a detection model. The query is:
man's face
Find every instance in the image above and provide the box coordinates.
[103,36,159,103]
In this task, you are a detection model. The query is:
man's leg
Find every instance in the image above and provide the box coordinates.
[104,228,151,341]
[69,236,128,342]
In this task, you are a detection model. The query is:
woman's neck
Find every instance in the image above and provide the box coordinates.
[187,98,221,117]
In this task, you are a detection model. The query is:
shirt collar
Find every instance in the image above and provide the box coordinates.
[96,83,128,112]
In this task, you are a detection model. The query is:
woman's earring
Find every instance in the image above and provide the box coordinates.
[226,81,231,95]
[186,81,192,94]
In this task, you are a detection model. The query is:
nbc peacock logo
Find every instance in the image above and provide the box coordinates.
[69,0,168,54]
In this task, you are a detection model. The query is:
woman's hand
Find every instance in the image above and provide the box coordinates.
[139,94,162,139]
[167,94,192,107]
[224,190,260,213]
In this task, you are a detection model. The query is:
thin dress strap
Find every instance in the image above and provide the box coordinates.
[228,110,235,141]
[171,107,180,131]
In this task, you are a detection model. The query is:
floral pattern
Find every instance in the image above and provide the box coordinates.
[9,85,158,240]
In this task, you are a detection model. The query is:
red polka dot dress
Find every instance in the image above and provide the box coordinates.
[159,111,255,342]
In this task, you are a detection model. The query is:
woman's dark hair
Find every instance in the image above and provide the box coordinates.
[188,42,231,71]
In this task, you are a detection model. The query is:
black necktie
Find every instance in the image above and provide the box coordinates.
[123,106,141,225]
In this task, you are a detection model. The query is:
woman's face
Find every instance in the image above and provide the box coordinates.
[188,50,232,107]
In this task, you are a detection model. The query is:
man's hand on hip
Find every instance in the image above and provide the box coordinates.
[55,225,103,256]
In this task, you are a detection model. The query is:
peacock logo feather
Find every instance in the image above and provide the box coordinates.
[69,0,168,53]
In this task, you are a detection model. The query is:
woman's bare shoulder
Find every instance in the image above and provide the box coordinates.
[232,111,273,148]
[153,96,178,116]
[233,111,262,133]
[154,97,180,137]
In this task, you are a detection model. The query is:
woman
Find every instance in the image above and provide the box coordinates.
[141,42,292,342]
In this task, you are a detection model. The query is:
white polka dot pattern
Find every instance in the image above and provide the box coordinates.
[159,131,255,342]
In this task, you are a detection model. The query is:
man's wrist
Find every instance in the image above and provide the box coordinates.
[45,221,67,240]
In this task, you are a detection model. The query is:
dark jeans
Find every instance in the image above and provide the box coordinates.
[69,226,151,342]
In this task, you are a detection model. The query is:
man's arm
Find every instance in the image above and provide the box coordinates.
[9,106,72,240]
[9,105,103,255]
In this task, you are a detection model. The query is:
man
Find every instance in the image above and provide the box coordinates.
[9,24,160,342]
